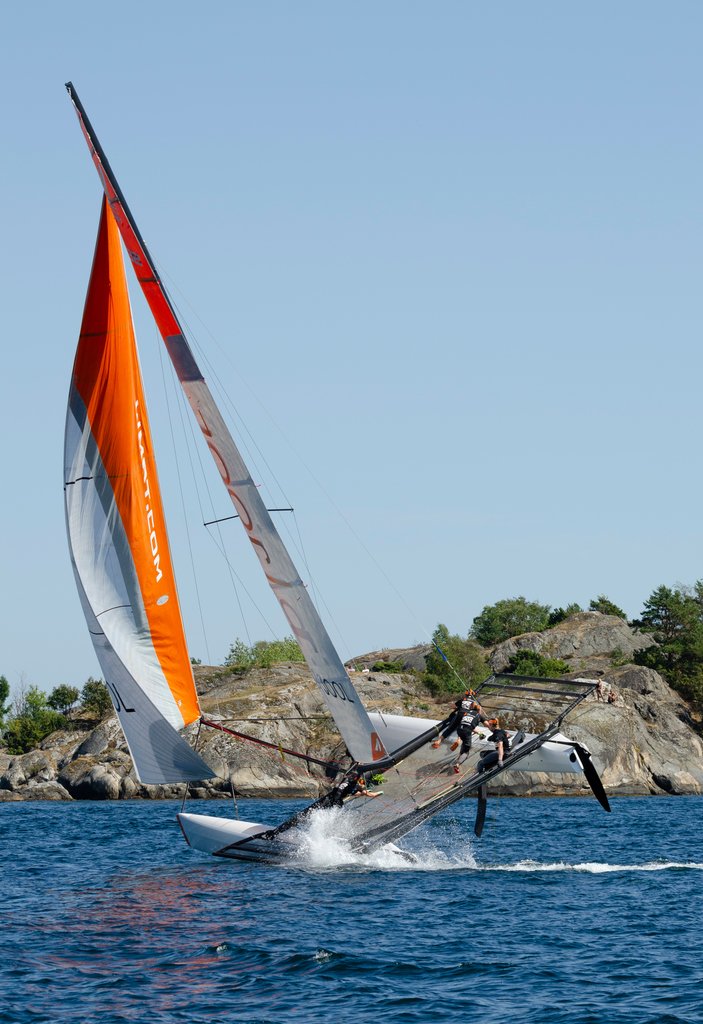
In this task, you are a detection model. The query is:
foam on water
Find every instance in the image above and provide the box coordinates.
[478,859,703,873]
[285,808,703,876]
[290,806,478,871]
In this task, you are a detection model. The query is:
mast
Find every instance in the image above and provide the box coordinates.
[65,83,386,765]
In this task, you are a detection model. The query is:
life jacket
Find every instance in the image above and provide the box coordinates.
[460,707,482,731]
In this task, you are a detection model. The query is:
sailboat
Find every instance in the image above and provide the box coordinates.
[64,83,610,863]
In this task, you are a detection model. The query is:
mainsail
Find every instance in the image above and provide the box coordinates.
[66,82,386,767]
[64,199,214,785]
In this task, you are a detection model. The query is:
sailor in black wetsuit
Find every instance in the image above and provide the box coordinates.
[478,718,511,773]
[449,701,488,774]
[327,772,381,806]
[431,690,478,749]
[347,775,381,799]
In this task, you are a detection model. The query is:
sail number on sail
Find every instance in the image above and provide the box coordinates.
[320,679,356,702]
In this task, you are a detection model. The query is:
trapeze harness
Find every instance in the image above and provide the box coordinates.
[455,705,484,755]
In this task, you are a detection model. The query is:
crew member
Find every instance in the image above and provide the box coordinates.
[478,718,511,773]
[328,772,382,805]
[349,775,381,799]
[431,690,479,749]
[450,700,488,773]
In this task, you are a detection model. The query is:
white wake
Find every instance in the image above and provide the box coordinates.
[284,808,703,875]
[290,807,477,871]
[478,860,703,873]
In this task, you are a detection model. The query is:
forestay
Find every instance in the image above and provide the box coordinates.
[66,82,386,766]
[64,199,214,784]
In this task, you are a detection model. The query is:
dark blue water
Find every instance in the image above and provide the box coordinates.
[3,796,703,1024]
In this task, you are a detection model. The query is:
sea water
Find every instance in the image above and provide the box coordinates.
[3,795,702,1024]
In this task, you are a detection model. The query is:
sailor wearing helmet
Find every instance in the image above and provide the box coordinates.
[449,698,488,774]
[431,684,487,757]
[431,689,478,750]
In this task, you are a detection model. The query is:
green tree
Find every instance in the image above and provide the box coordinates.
[422,624,488,697]
[224,636,305,670]
[506,649,570,677]
[0,675,10,727]
[4,716,45,754]
[252,637,305,668]
[80,678,113,719]
[47,685,80,716]
[547,603,583,627]
[224,638,255,671]
[589,595,627,619]
[4,684,65,754]
[634,583,703,703]
[371,660,405,673]
[470,597,551,647]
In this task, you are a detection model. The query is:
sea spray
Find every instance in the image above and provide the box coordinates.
[291,806,479,871]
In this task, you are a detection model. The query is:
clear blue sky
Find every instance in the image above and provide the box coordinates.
[1,2,701,693]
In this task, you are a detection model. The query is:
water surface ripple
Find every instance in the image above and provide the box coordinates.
[3,796,702,1023]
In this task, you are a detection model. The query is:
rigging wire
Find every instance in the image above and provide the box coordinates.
[169,367,255,649]
[153,264,366,654]
[150,258,461,691]
[208,715,332,722]
[432,640,476,692]
[162,284,303,646]
[180,719,205,812]
[201,718,341,773]
[153,323,212,664]
[173,377,253,645]
[151,273,355,714]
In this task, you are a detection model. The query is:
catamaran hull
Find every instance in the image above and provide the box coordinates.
[178,741,589,863]
[178,717,593,861]
[368,714,585,774]
[177,812,289,862]
[177,810,423,863]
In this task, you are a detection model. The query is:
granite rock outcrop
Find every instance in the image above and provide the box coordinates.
[1,614,701,802]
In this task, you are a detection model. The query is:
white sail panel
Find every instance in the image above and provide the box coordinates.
[70,568,214,784]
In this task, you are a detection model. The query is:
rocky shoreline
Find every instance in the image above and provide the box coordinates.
[2,614,702,802]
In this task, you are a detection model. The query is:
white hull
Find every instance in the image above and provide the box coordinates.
[177,812,286,861]
[178,715,591,861]
[368,713,584,774]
